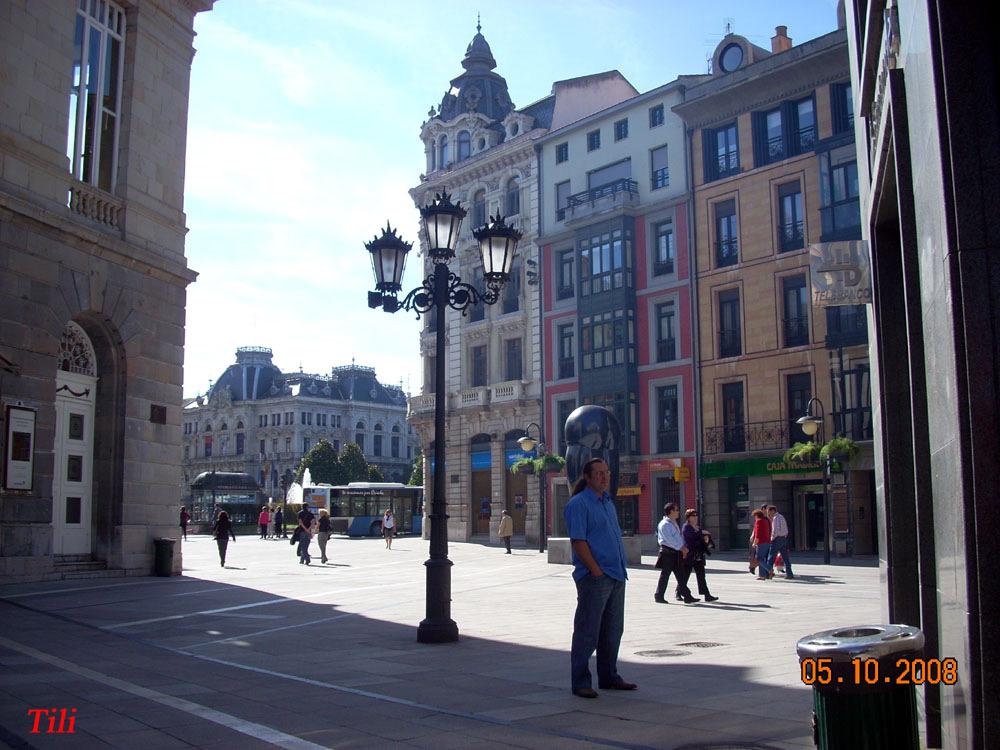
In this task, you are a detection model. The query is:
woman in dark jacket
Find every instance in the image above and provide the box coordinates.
[679,509,718,602]
[212,511,236,567]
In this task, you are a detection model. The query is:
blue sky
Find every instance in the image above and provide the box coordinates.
[182,0,841,397]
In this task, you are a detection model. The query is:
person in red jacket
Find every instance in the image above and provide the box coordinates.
[750,509,772,581]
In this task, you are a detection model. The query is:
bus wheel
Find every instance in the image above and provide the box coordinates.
[369,521,381,537]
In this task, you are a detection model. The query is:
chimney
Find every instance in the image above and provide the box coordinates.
[771,25,792,53]
[837,0,846,30]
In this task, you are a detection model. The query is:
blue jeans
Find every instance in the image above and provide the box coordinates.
[297,534,311,563]
[571,574,625,690]
[768,536,792,575]
[756,543,772,577]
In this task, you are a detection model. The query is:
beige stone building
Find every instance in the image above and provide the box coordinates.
[408,28,632,544]
[675,21,873,553]
[0,0,212,581]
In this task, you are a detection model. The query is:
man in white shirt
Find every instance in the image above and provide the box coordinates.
[766,505,793,579]
[654,504,697,603]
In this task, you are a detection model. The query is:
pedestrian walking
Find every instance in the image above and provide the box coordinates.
[296,503,314,564]
[212,510,236,567]
[381,509,395,549]
[680,509,718,602]
[257,506,269,539]
[750,508,772,581]
[317,508,332,564]
[498,509,514,554]
[179,506,190,541]
[266,505,276,539]
[565,458,636,699]
[274,505,286,538]
[766,505,794,579]
[654,503,698,604]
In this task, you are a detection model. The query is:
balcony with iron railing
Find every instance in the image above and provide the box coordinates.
[766,134,785,162]
[558,358,575,380]
[716,237,738,267]
[797,125,816,152]
[783,316,809,347]
[820,197,861,241]
[714,151,740,180]
[562,178,640,223]
[779,220,805,252]
[704,420,789,455]
[656,338,676,363]
[719,329,741,358]
[651,167,669,190]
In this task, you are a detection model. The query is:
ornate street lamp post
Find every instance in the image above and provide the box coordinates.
[516,422,547,553]
[796,397,831,565]
[366,192,521,643]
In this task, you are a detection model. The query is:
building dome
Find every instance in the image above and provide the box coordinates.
[436,23,513,125]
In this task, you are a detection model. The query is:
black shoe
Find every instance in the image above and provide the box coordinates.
[598,679,637,691]
[704,595,719,602]
[654,595,667,604]
[682,596,700,604]
[572,687,599,699]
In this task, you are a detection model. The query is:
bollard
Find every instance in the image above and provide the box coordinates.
[153,537,176,577]
[797,624,924,749]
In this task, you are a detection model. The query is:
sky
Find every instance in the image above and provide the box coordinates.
[182,0,842,398]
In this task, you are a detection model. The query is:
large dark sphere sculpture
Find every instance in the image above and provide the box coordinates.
[564,405,622,498]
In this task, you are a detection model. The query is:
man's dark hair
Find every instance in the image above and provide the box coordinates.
[685,508,698,519]
[664,503,678,515]
[571,457,608,495]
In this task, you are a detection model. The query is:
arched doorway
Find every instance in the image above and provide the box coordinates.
[53,321,98,555]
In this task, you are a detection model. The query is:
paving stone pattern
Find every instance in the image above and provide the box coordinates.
[0,535,881,749]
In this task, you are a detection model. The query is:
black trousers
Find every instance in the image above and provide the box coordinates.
[654,547,692,598]
[683,559,711,596]
[216,538,229,565]
[503,536,511,553]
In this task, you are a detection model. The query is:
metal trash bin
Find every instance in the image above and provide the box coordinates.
[153,537,176,577]
[797,624,924,749]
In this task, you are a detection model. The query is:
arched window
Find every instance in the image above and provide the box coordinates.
[439,135,449,167]
[204,424,212,432]
[429,143,436,171]
[373,423,384,457]
[220,423,228,431]
[457,130,471,161]
[236,420,244,429]
[473,189,486,227]
[506,176,520,215]
[355,421,366,452]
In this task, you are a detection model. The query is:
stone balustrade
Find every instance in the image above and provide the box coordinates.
[68,180,122,228]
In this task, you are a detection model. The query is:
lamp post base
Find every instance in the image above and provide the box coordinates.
[416,618,459,643]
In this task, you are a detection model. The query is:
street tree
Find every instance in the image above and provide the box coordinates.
[407,447,423,486]
[295,439,347,485]
[339,442,369,483]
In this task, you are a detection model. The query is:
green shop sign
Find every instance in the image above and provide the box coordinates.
[699,455,841,479]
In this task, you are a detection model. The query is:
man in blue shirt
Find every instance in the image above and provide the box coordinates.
[564,458,636,698]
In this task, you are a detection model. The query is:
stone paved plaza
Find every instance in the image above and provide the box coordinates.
[0,534,880,749]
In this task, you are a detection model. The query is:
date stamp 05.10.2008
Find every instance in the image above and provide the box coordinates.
[801,657,958,687]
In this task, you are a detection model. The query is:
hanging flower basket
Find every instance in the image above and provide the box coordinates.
[535,454,566,474]
[783,441,819,464]
[510,458,536,475]
[820,436,859,464]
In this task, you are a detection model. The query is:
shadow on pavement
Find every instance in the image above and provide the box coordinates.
[0,570,822,750]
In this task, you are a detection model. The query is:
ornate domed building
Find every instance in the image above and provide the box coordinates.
[182,348,418,506]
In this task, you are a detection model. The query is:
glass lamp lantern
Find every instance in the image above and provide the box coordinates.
[365,223,412,294]
[796,413,822,437]
[473,214,522,284]
[420,191,466,262]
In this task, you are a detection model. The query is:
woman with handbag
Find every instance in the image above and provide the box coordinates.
[680,509,718,602]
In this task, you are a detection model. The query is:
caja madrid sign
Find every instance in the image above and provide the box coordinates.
[809,241,872,307]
